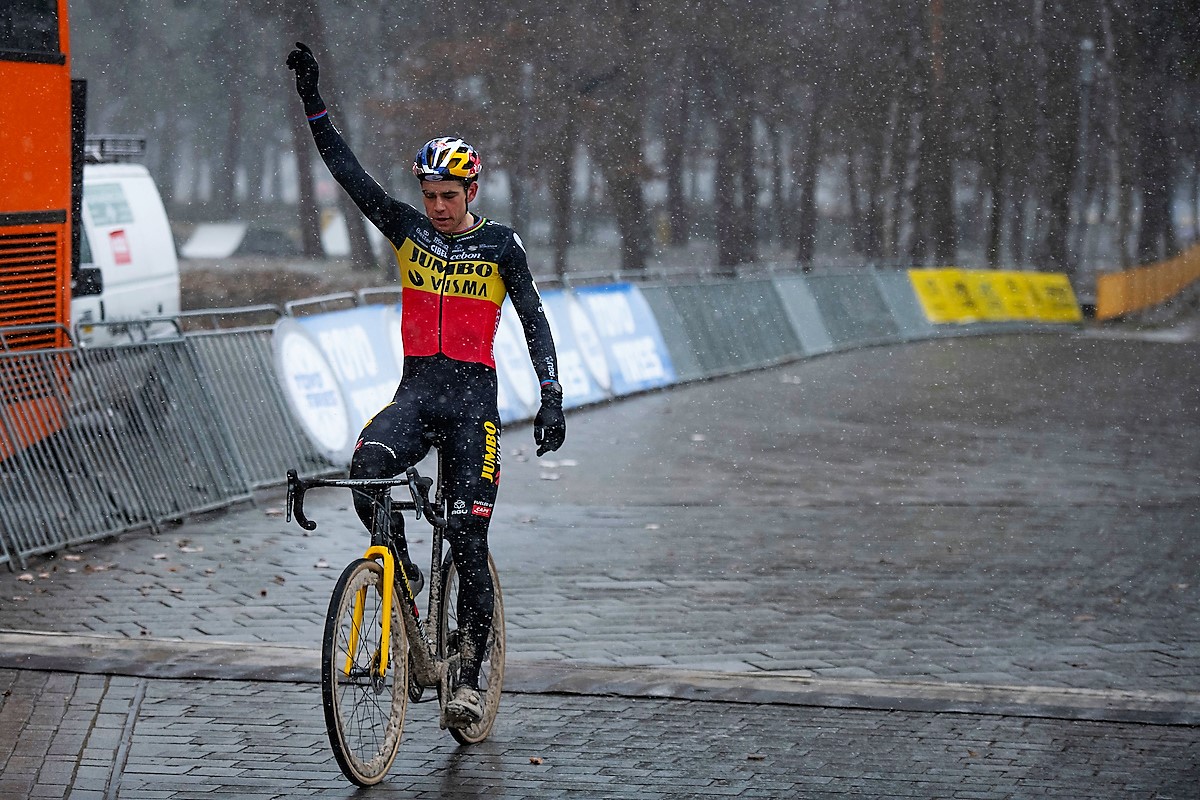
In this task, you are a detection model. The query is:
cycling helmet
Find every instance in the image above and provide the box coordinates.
[412,137,481,184]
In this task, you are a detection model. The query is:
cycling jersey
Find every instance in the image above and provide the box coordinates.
[308,115,557,382]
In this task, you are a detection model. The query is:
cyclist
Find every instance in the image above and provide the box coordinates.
[287,42,565,727]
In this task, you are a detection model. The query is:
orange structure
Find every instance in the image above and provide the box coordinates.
[0,1,78,459]
[1095,244,1200,321]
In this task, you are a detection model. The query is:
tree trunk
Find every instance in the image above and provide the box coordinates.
[1040,0,1082,274]
[1132,11,1177,264]
[662,56,689,248]
[918,0,956,265]
[286,110,323,259]
[714,106,738,273]
[595,108,650,274]
[795,86,824,271]
[548,102,576,279]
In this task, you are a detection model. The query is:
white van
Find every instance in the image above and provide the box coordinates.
[72,151,181,347]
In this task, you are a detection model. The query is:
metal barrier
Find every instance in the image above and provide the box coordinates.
[652,280,801,377]
[1,265,1082,570]
[184,327,330,487]
[804,273,902,350]
[0,328,332,570]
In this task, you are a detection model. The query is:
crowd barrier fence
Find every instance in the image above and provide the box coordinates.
[0,267,1080,569]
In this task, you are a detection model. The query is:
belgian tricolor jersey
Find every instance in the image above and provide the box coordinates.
[394,218,514,368]
[308,114,558,384]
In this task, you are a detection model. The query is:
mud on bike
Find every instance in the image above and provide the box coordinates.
[286,455,505,786]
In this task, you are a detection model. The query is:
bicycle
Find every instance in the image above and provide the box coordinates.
[285,453,506,786]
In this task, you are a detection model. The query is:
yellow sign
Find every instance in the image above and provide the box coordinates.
[1025,273,1083,323]
[909,269,1081,324]
[909,269,978,323]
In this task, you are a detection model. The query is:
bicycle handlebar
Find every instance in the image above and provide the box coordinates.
[285,469,446,531]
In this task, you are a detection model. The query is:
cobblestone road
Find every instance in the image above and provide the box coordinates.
[1,329,1197,797]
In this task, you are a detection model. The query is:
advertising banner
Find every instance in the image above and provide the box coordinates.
[909,269,1081,325]
[991,271,1039,320]
[961,271,1012,321]
[909,269,979,324]
[540,289,610,408]
[573,283,676,395]
[493,299,542,421]
[1025,273,1084,323]
[272,307,403,463]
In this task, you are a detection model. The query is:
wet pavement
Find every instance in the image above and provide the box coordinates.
[1,327,1198,798]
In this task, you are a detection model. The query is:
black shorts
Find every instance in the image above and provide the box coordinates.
[351,354,501,529]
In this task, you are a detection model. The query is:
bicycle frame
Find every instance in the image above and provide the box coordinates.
[286,456,451,690]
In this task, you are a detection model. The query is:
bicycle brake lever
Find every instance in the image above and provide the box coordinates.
[406,467,425,520]
[286,469,317,531]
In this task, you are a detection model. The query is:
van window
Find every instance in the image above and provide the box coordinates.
[85,183,134,226]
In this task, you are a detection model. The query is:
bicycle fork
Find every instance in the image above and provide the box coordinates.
[345,543,440,687]
[345,544,398,677]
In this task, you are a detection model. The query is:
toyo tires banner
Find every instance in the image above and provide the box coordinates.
[271,284,678,462]
[572,283,676,395]
[273,307,403,463]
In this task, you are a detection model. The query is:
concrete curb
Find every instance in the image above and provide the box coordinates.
[3,629,1196,727]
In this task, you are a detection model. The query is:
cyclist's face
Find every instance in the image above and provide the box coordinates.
[421,180,478,233]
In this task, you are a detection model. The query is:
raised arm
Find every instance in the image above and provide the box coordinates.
[286,42,421,239]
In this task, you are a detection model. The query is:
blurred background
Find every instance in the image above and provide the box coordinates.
[69,0,1200,291]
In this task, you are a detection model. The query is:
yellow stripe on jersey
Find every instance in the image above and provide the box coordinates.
[396,239,506,307]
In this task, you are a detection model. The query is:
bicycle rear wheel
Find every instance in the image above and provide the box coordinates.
[438,553,506,744]
[321,558,408,785]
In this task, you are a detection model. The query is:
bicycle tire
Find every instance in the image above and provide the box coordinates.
[438,553,506,745]
[321,558,408,785]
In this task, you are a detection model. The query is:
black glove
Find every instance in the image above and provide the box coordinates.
[286,42,321,105]
[534,382,566,457]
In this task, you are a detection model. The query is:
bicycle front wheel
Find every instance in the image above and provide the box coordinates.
[321,558,408,786]
[439,553,506,745]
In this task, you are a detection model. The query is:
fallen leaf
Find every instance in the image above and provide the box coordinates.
[153,553,168,560]
[273,575,286,585]
[63,554,82,562]
[260,589,268,597]
[16,574,33,583]
[529,757,544,765]
[179,546,204,554]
